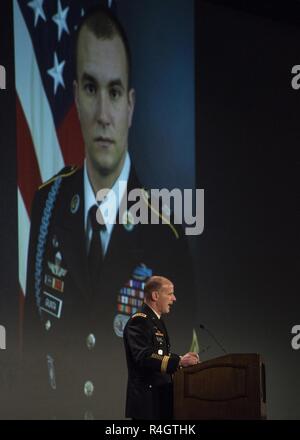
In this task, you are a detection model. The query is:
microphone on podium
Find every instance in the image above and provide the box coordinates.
[199,323,227,354]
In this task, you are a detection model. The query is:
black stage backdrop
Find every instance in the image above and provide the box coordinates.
[194,0,299,419]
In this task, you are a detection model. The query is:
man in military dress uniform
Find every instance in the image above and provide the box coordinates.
[123,276,199,420]
[23,6,196,419]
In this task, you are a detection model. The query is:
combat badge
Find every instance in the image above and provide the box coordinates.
[48,251,67,278]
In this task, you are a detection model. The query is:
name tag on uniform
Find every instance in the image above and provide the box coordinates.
[40,291,63,318]
[155,331,164,344]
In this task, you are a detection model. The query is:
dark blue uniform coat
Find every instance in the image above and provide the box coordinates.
[123,303,180,419]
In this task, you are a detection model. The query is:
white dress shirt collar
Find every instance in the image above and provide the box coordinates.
[84,153,131,253]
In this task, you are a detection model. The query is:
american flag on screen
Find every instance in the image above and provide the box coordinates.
[13,0,116,303]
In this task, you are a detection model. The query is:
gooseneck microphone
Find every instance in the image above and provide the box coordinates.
[199,323,227,354]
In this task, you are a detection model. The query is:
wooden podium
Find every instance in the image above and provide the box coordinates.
[173,353,266,419]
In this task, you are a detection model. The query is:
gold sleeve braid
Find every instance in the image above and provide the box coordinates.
[150,353,170,373]
[161,355,170,373]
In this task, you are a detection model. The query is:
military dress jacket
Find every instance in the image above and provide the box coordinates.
[22,165,195,419]
[123,303,180,420]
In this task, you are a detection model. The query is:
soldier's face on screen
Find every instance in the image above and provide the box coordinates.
[155,283,176,315]
[74,28,135,178]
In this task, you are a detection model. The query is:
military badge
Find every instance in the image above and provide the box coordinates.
[70,194,80,214]
[84,381,94,397]
[113,314,130,338]
[132,263,152,281]
[52,235,59,248]
[86,334,96,350]
[48,251,67,278]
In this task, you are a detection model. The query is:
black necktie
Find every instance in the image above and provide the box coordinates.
[88,205,105,291]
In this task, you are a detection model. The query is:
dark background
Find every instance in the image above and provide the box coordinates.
[193,0,299,419]
[0,0,19,388]
[0,0,299,419]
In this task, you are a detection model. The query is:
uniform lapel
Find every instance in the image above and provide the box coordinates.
[143,304,165,335]
[160,317,171,348]
[142,304,171,352]
[54,169,89,297]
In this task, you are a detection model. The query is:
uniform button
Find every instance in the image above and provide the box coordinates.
[45,320,51,331]
[84,381,94,397]
[86,334,96,350]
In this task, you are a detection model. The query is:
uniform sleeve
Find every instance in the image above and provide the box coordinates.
[124,317,180,374]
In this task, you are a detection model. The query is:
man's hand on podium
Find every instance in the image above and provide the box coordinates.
[179,352,200,367]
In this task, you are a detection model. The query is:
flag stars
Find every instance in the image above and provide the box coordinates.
[28,0,46,27]
[52,0,70,41]
[47,52,66,95]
